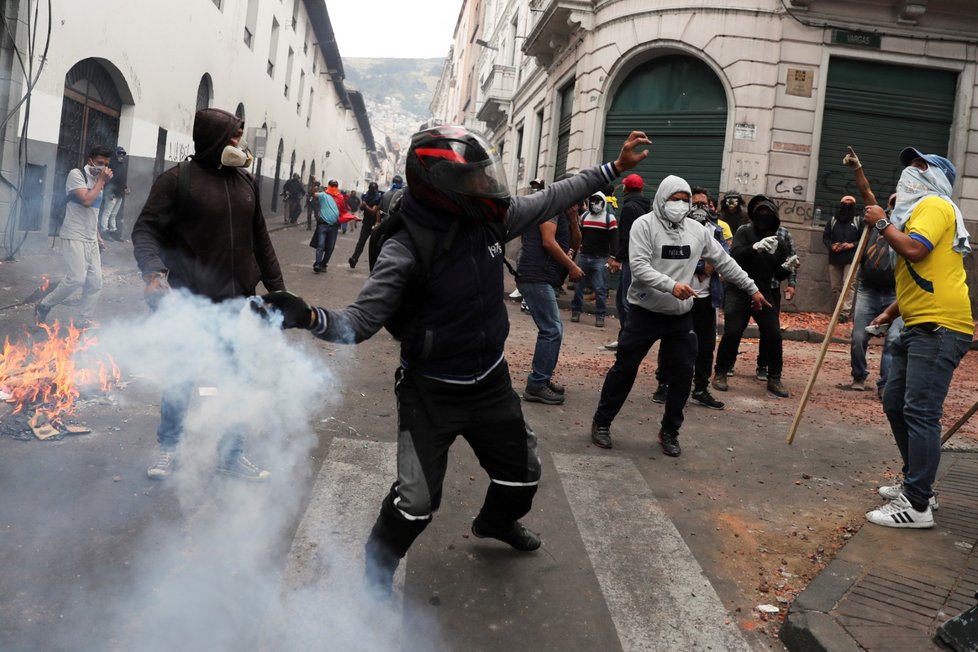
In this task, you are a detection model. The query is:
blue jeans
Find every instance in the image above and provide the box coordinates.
[517,281,563,388]
[882,325,970,507]
[571,254,608,317]
[315,223,339,268]
[157,382,244,464]
[850,282,901,388]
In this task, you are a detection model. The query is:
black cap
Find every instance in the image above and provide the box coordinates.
[392,175,403,184]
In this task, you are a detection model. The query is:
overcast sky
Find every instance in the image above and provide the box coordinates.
[327,0,463,59]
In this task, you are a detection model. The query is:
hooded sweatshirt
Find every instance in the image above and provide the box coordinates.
[626,175,758,315]
[729,196,791,297]
[579,191,619,257]
[133,108,284,300]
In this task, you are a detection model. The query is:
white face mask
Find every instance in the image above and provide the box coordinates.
[663,200,690,224]
[221,143,253,168]
[589,199,605,213]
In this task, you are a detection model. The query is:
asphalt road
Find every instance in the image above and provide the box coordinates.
[0,219,903,651]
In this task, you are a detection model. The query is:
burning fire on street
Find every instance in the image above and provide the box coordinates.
[0,320,119,439]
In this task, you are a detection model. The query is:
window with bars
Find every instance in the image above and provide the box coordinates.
[244,0,258,49]
[268,18,280,78]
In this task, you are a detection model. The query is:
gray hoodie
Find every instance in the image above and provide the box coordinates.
[627,175,758,315]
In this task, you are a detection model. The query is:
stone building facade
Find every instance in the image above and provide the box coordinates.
[0,0,377,256]
[433,0,978,312]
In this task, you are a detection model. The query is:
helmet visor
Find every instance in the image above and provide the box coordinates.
[419,141,510,201]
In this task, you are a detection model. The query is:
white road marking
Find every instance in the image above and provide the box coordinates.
[553,453,752,651]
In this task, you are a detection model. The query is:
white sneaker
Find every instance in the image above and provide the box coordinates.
[217,455,271,482]
[879,483,938,510]
[866,492,934,529]
[509,289,522,299]
[147,448,176,479]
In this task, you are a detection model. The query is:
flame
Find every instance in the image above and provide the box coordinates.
[38,276,50,293]
[0,320,119,427]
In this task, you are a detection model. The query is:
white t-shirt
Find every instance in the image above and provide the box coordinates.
[60,168,102,242]
[691,271,711,299]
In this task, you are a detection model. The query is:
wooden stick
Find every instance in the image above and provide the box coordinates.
[942,398,978,444]
[787,148,878,445]
[786,227,871,444]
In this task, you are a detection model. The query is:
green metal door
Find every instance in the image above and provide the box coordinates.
[815,58,957,222]
[603,55,727,198]
[554,82,575,178]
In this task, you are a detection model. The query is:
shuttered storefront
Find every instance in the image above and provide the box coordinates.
[603,55,727,197]
[553,82,575,178]
[814,58,957,221]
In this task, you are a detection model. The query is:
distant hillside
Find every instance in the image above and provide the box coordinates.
[344,58,444,155]
[345,58,443,117]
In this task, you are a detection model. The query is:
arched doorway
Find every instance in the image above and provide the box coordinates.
[196,74,213,112]
[235,103,246,121]
[289,150,296,179]
[309,161,316,182]
[300,160,306,182]
[51,58,125,233]
[272,139,284,212]
[603,54,727,196]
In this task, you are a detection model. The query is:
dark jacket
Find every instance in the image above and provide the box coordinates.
[615,191,651,263]
[516,212,571,287]
[132,108,285,301]
[822,209,862,266]
[313,163,620,380]
[729,224,790,299]
[283,177,304,203]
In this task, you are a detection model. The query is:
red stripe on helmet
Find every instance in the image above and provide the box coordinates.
[414,147,467,163]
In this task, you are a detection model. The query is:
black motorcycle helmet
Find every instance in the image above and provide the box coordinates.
[405,125,511,224]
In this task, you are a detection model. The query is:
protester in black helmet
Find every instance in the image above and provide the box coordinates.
[260,125,651,599]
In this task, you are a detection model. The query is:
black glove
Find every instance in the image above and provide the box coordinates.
[260,291,315,329]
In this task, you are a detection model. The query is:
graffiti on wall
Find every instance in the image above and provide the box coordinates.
[773,178,805,197]
[730,154,764,193]
[167,141,192,163]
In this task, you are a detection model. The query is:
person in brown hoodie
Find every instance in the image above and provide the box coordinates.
[133,107,285,482]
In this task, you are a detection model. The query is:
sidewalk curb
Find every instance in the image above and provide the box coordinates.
[778,559,863,652]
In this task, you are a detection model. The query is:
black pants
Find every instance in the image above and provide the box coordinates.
[594,304,696,435]
[756,290,782,370]
[287,200,302,224]
[349,216,376,266]
[716,289,782,378]
[365,360,541,566]
[655,296,716,392]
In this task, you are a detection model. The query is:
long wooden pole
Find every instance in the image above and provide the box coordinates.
[786,148,878,445]
[942,398,978,444]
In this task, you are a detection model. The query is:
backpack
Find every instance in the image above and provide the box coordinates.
[379,187,403,221]
[860,231,895,287]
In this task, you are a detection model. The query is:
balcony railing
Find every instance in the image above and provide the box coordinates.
[476,65,517,126]
[522,0,594,68]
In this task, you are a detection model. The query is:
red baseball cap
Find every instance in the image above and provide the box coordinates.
[622,173,643,190]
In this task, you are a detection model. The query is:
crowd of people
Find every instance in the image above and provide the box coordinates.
[34,105,970,600]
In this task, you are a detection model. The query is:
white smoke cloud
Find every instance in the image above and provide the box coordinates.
[61,290,440,651]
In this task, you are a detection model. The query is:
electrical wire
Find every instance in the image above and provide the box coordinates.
[1,0,52,260]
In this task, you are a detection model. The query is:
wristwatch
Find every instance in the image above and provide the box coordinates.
[874,217,891,233]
